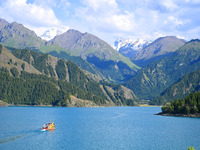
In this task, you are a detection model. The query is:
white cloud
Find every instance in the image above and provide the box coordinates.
[165,16,183,25]
[75,0,197,44]
[0,0,60,27]
[161,0,178,11]
[111,13,134,31]
[185,0,200,3]
[32,0,57,8]
[0,0,199,45]
[77,0,135,33]
[82,0,118,12]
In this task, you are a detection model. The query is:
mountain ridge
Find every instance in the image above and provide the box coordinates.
[0,19,45,49]
[126,39,200,100]
[49,29,138,69]
[132,36,186,66]
[0,18,139,83]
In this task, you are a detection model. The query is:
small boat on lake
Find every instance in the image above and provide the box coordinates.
[42,121,55,131]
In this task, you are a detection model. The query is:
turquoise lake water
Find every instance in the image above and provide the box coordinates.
[0,106,200,150]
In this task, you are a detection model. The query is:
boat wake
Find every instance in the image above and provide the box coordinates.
[0,128,43,144]
[0,134,25,144]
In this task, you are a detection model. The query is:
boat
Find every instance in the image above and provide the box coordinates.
[42,121,55,131]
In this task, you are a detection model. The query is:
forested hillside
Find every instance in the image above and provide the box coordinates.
[0,68,105,106]
[0,45,138,106]
[153,69,200,105]
[126,39,200,100]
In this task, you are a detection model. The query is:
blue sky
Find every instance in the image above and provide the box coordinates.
[0,0,200,45]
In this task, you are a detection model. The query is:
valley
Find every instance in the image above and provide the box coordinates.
[0,18,200,107]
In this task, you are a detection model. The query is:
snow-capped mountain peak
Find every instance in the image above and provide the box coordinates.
[114,38,150,51]
[114,38,150,58]
[40,26,70,41]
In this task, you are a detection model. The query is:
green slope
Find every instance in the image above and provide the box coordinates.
[126,39,200,100]
[1,46,138,106]
[153,69,200,105]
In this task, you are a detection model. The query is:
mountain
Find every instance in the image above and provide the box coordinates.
[0,45,139,106]
[48,51,106,81]
[114,39,150,58]
[40,26,69,41]
[47,29,140,83]
[0,19,9,30]
[133,36,186,66]
[126,39,200,100]
[0,19,139,83]
[0,20,44,49]
[51,50,138,83]
[153,69,200,105]
[49,29,137,69]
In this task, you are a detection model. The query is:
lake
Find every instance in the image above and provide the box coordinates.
[0,106,199,150]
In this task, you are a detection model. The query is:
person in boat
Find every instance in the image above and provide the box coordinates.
[42,121,55,130]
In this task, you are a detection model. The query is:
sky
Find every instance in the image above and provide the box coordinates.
[0,0,200,45]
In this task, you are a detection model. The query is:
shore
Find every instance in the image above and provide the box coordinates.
[0,100,8,106]
[155,112,200,117]
[139,104,161,107]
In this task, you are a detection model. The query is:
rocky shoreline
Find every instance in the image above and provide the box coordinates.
[0,100,8,106]
[155,112,200,117]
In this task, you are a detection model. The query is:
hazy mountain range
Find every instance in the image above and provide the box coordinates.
[0,18,200,106]
[0,18,139,83]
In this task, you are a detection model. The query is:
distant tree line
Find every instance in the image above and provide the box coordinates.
[162,91,200,114]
